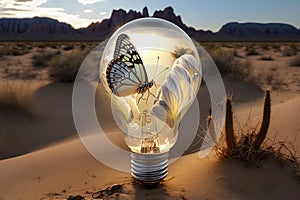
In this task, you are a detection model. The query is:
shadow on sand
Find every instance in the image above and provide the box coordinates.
[0,76,263,160]
[0,83,76,159]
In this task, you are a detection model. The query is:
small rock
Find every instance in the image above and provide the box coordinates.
[67,195,84,200]
[110,184,122,193]
[67,195,74,200]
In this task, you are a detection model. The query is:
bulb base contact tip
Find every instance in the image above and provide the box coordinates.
[131,151,169,188]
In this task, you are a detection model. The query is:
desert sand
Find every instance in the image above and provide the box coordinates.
[0,42,300,199]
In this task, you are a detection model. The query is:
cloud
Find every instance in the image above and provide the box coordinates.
[77,0,105,5]
[99,11,107,15]
[0,0,107,28]
[83,9,93,13]
[1,7,28,11]
[15,0,32,2]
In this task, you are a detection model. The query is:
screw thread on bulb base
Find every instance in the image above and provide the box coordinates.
[131,151,169,188]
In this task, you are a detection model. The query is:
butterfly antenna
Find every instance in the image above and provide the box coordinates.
[152,56,160,79]
[151,56,170,81]
[152,67,169,81]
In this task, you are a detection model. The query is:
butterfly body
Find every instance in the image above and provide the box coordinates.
[106,33,155,103]
[137,81,154,94]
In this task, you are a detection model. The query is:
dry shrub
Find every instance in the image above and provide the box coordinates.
[63,44,74,51]
[260,55,274,61]
[269,43,281,51]
[3,60,37,80]
[0,81,35,113]
[215,92,300,178]
[211,49,235,75]
[0,44,30,57]
[255,68,285,90]
[246,47,260,56]
[48,50,86,82]
[201,42,219,53]
[31,50,60,68]
[217,129,300,174]
[282,46,297,57]
[261,44,271,50]
[290,55,300,67]
[211,49,252,79]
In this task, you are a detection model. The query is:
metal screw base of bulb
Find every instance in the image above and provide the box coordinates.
[131,151,168,188]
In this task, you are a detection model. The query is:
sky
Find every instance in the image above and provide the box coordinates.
[0,0,300,32]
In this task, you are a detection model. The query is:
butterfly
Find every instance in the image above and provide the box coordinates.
[106,33,156,104]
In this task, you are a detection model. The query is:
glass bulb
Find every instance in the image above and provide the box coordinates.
[99,17,201,187]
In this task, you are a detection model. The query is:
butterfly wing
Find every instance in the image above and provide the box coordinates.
[114,34,148,83]
[106,59,141,96]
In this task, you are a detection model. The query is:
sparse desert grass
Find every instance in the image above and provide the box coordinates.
[3,60,37,80]
[261,44,272,50]
[201,42,219,53]
[290,55,300,67]
[232,48,244,58]
[255,66,285,90]
[0,44,30,57]
[0,81,35,112]
[63,44,74,51]
[31,49,60,68]
[282,46,297,57]
[211,49,252,79]
[80,43,86,51]
[48,50,86,82]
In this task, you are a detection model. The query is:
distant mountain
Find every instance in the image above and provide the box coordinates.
[215,22,300,41]
[77,7,149,39]
[0,7,300,41]
[0,17,82,40]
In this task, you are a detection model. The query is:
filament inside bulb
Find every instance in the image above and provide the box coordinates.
[141,109,160,153]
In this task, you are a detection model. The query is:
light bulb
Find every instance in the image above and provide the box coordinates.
[99,18,201,188]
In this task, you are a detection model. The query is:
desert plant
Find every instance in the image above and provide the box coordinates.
[225,96,236,150]
[253,90,271,149]
[63,44,74,51]
[215,90,300,179]
[233,49,244,58]
[265,73,274,85]
[0,81,35,112]
[38,44,46,49]
[0,44,30,57]
[201,42,219,53]
[31,50,60,68]
[254,67,284,90]
[211,49,252,79]
[218,90,271,158]
[261,44,271,50]
[282,47,297,57]
[48,50,85,82]
[3,60,37,80]
[290,55,300,67]
[211,50,236,75]
[260,55,274,61]
[246,47,260,56]
[80,43,86,51]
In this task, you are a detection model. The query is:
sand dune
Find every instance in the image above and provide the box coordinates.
[0,80,300,199]
[0,81,77,159]
[1,41,300,199]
